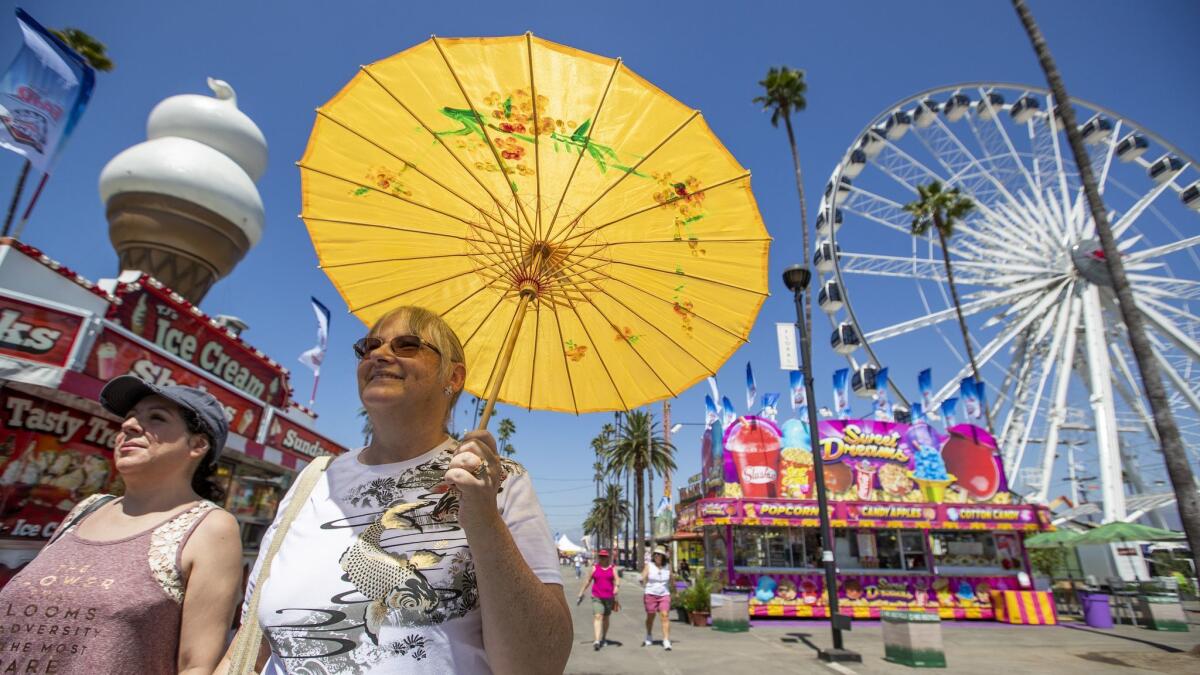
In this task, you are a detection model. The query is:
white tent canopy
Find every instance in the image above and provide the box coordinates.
[556,534,585,555]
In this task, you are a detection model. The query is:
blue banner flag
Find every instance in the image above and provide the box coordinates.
[874,367,892,421]
[721,396,737,430]
[0,9,96,171]
[745,362,757,410]
[759,393,780,421]
[918,368,933,411]
[912,402,924,424]
[704,395,718,427]
[941,397,959,428]
[960,377,982,422]
[789,370,806,411]
[832,368,851,419]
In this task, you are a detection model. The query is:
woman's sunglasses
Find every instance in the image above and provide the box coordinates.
[353,335,441,360]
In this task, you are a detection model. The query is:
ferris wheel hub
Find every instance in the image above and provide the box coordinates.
[1070,238,1115,288]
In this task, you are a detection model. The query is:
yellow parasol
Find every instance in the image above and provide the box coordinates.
[301,34,769,426]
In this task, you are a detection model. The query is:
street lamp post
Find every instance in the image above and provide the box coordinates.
[784,264,861,663]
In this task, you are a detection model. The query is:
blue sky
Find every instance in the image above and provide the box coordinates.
[2,0,1198,538]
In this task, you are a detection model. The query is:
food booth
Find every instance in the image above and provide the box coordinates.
[0,239,346,582]
[682,415,1053,619]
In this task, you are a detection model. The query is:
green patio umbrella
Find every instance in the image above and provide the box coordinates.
[1025,529,1082,548]
[1072,522,1184,546]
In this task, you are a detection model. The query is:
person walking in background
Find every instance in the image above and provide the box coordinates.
[574,553,584,579]
[678,559,692,582]
[641,545,674,651]
[0,376,243,674]
[578,549,620,650]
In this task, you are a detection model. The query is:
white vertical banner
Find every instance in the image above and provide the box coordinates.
[775,322,799,370]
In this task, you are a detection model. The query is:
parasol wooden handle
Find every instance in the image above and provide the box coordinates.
[476,293,533,430]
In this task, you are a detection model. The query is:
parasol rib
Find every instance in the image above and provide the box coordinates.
[320,252,476,270]
[314,109,511,233]
[476,296,527,427]
[562,293,631,412]
[553,110,701,253]
[348,267,482,314]
[526,298,542,410]
[358,65,525,241]
[546,274,715,377]
[436,281,500,324]
[431,36,538,247]
[460,290,513,349]
[543,56,623,244]
[569,290,680,397]
[558,171,752,245]
[525,33,543,242]
[298,164,524,280]
[548,304,581,414]
[302,215,524,279]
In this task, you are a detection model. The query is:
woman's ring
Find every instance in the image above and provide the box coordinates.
[473,459,489,479]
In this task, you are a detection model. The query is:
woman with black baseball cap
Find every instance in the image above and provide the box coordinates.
[0,375,244,674]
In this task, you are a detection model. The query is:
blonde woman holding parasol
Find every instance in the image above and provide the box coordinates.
[222,306,570,674]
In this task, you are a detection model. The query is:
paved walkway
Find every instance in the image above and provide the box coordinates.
[561,568,1200,674]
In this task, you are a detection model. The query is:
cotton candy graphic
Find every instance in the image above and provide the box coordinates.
[941,397,959,428]
[745,362,757,410]
[704,395,719,427]
[759,393,780,421]
[960,377,981,421]
[832,368,851,418]
[789,370,806,410]
[781,418,811,451]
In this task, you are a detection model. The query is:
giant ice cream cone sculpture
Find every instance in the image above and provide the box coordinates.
[99,78,266,304]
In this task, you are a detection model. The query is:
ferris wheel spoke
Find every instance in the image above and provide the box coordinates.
[1006,311,1067,481]
[872,141,942,192]
[864,276,1065,342]
[1110,178,1179,240]
[1137,294,1200,336]
[840,189,924,239]
[1125,234,1200,263]
[1094,119,1122,195]
[1152,346,1200,418]
[928,279,1069,406]
[999,329,1043,473]
[1138,296,1200,361]
[1129,275,1200,301]
[1108,341,1160,441]
[837,252,1013,286]
[1032,292,1083,503]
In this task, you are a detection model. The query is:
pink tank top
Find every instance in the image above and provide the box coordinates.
[591,564,616,599]
[0,495,217,674]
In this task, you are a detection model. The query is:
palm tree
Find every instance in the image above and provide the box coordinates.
[903,181,993,433]
[5,27,114,236]
[358,407,374,445]
[754,66,812,340]
[591,423,615,499]
[587,484,630,553]
[606,410,676,568]
[1010,0,1200,576]
[496,417,516,457]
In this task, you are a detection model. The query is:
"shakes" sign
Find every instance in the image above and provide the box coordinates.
[0,294,83,368]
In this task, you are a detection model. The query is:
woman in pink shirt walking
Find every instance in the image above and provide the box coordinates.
[578,549,621,650]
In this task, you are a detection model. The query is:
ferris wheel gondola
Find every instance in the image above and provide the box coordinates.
[816,82,1200,525]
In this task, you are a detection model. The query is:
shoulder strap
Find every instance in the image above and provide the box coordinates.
[229,455,332,674]
[49,494,116,545]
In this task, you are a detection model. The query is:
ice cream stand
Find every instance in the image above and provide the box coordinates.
[682,414,1054,620]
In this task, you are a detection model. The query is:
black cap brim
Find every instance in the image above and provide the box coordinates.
[99,375,164,417]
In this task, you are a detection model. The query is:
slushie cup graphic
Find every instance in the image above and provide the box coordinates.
[855,460,876,500]
[95,342,119,380]
[724,417,782,498]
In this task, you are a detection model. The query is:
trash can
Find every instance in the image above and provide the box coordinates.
[712,586,750,632]
[1079,592,1113,628]
[882,610,945,668]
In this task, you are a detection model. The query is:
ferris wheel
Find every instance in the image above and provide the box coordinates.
[816,82,1200,524]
